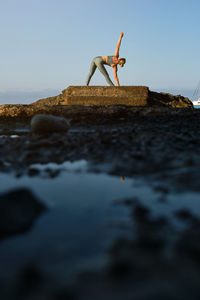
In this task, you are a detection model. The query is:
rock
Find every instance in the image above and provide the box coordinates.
[133,204,150,223]
[0,104,195,125]
[148,91,193,108]
[61,86,149,106]
[33,94,64,106]
[174,209,194,221]
[31,86,193,108]
[0,188,46,239]
[30,114,70,134]
[33,86,149,106]
[0,86,194,123]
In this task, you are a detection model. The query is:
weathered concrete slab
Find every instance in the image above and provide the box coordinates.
[61,86,149,106]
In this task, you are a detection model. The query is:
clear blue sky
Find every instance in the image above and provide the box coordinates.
[0,0,200,103]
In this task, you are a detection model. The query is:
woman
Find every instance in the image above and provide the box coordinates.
[86,32,126,86]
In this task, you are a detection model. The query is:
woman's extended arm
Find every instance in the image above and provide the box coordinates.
[114,32,124,58]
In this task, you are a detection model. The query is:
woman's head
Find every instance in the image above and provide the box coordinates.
[118,58,126,67]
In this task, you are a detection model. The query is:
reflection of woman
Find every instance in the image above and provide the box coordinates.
[86,32,126,86]
[120,176,125,183]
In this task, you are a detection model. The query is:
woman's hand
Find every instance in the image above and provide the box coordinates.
[120,32,124,38]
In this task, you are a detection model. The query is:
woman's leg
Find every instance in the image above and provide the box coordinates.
[96,62,114,86]
[86,59,97,85]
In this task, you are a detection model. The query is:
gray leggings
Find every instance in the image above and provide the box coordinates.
[86,56,114,86]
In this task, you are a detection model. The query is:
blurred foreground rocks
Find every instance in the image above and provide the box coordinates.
[0,188,46,239]
[30,114,70,134]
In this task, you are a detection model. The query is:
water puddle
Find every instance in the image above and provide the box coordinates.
[0,135,20,139]
[29,159,88,174]
[0,161,200,284]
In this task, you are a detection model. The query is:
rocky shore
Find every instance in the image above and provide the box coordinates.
[1,88,200,299]
[0,86,193,124]
[32,86,193,108]
[0,108,199,183]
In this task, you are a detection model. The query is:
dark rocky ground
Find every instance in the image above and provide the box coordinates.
[1,108,200,190]
[1,108,200,299]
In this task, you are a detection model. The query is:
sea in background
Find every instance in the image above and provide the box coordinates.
[0,89,60,105]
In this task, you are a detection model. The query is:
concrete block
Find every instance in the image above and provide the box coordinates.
[61,86,149,106]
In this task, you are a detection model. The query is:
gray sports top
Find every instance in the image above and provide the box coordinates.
[107,56,117,66]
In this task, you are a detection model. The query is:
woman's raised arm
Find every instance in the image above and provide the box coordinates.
[114,32,124,58]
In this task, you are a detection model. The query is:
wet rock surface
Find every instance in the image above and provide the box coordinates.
[0,109,200,191]
[0,188,46,239]
[70,210,200,300]
[0,108,200,299]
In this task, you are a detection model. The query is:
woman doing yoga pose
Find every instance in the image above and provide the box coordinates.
[86,32,126,86]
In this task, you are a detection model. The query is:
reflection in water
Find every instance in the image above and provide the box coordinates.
[30,159,87,173]
[0,169,136,283]
[0,162,200,288]
[120,176,125,183]
[0,135,19,139]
